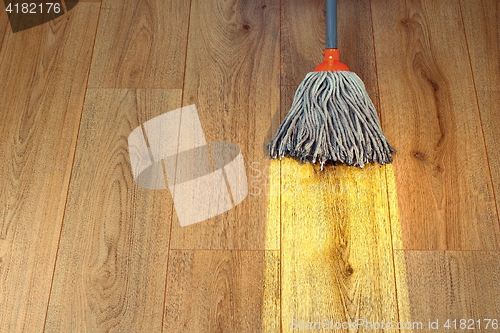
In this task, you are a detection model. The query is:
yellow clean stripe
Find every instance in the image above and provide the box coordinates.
[262,159,281,332]
[263,158,412,332]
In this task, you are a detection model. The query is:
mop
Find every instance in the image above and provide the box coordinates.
[268,0,395,168]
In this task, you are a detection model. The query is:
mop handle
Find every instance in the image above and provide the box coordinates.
[326,0,338,49]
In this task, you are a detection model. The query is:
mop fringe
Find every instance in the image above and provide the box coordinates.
[268,71,396,169]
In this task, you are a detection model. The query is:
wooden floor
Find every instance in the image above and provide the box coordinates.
[1,0,499,332]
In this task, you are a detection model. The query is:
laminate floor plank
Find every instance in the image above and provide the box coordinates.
[371,0,499,250]
[163,249,280,332]
[477,91,500,224]
[0,4,99,332]
[169,0,281,250]
[395,250,500,331]
[88,0,190,89]
[279,159,399,332]
[44,89,181,332]
[460,0,500,92]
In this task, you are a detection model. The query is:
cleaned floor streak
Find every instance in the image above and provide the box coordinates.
[275,160,402,331]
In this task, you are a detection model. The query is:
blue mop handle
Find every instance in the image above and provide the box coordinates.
[326,0,338,49]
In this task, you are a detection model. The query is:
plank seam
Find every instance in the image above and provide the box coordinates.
[41,2,104,331]
[168,249,280,252]
[457,0,500,241]
[371,2,403,325]
[397,248,500,252]
[383,167,402,326]
[78,87,189,90]
[279,0,283,332]
[370,0,405,325]
[368,0,383,123]
[160,0,193,331]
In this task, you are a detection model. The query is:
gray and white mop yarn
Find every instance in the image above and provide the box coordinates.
[268,71,396,169]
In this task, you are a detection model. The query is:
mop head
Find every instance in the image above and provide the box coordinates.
[268,71,396,169]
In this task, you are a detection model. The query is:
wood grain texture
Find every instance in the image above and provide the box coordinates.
[1,0,499,330]
[460,0,500,92]
[371,0,500,250]
[461,1,500,221]
[88,0,190,88]
[163,250,280,332]
[0,8,8,47]
[279,159,398,332]
[396,250,500,331]
[44,89,181,332]
[281,0,324,85]
[477,91,500,227]
[337,0,378,87]
[393,251,413,331]
[386,164,405,250]
[0,4,99,332]
[169,0,281,250]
